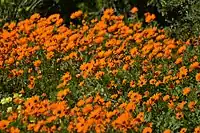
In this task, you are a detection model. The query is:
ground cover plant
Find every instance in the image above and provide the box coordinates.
[0,7,200,133]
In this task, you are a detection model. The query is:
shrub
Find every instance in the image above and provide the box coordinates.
[147,0,200,39]
[0,0,44,26]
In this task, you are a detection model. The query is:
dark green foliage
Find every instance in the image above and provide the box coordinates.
[0,0,44,26]
[147,0,200,39]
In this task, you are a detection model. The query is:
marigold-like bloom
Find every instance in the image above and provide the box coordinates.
[8,22,16,30]
[190,62,199,70]
[123,64,129,71]
[6,57,15,65]
[0,120,10,130]
[95,71,105,79]
[175,57,182,64]
[144,12,156,23]
[163,95,170,101]
[94,37,104,44]
[149,79,156,85]
[77,100,85,107]
[168,101,174,109]
[103,8,114,16]
[196,73,200,82]
[61,72,72,83]
[70,10,83,19]
[176,112,184,119]
[85,96,93,104]
[130,80,136,88]
[130,7,138,14]
[57,88,71,100]
[142,127,152,133]
[180,128,187,133]
[176,101,187,111]
[47,14,60,23]
[46,52,54,60]
[79,81,84,87]
[10,126,20,133]
[33,60,41,67]
[28,82,35,89]
[163,129,171,133]
[82,104,93,114]
[182,87,191,95]
[194,126,200,133]
[188,101,196,111]
[30,13,40,21]
[177,45,186,54]
[130,47,138,57]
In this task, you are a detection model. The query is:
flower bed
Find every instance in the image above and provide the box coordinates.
[0,7,200,133]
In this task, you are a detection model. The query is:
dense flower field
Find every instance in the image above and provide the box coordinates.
[0,7,200,133]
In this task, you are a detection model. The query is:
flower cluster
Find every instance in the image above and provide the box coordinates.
[0,7,200,133]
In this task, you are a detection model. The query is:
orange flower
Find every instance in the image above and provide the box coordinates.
[182,87,191,95]
[126,102,136,112]
[82,104,93,114]
[33,60,41,67]
[163,95,170,101]
[47,14,60,23]
[190,62,199,70]
[143,127,152,133]
[0,120,10,130]
[57,88,71,100]
[30,13,40,21]
[129,92,142,103]
[13,97,23,104]
[123,64,129,71]
[8,22,16,29]
[168,101,174,109]
[46,116,57,123]
[28,82,35,89]
[130,80,136,88]
[61,72,72,83]
[175,57,182,64]
[94,37,104,44]
[196,73,200,82]
[176,112,184,119]
[70,10,83,19]
[51,101,67,118]
[144,12,156,23]
[108,24,118,33]
[188,101,196,111]
[77,100,85,107]
[111,94,118,99]
[85,97,93,104]
[180,128,187,133]
[149,79,156,85]
[6,57,15,65]
[10,126,20,133]
[57,82,66,89]
[46,52,54,60]
[130,7,138,14]
[103,8,114,16]
[194,126,200,133]
[79,81,84,87]
[177,45,186,54]
[144,91,149,97]
[176,101,187,111]
[130,47,138,57]
[95,71,105,79]
[163,129,171,133]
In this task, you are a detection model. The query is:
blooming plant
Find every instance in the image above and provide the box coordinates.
[0,7,200,133]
